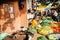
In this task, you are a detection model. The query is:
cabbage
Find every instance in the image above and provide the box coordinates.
[48,34,57,40]
[27,25,37,33]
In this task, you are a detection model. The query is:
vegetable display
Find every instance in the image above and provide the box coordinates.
[38,26,53,35]
[28,16,59,40]
[48,34,57,40]
[37,36,48,40]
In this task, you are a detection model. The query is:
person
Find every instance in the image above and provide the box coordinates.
[36,11,41,20]
[27,9,35,19]
[54,10,58,21]
[28,9,31,13]
[47,10,51,16]
[43,11,47,16]
[51,10,58,21]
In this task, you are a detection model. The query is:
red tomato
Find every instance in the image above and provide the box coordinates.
[55,27,60,33]
[59,28,60,32]
[51,27,57,29]
[51,27,60,33]
[56,29,59,33]
[51,27,57,32]
[57,28,60,33]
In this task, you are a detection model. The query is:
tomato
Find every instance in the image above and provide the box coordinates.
[51,26,60,33]
[59,28,60,32]
[56,28,60,33]
[51,27,57,29]
[51,27,57,32]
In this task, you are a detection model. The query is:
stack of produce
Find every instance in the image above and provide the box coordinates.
[37,34,58,40]
[47,34,58,40]
[40,20,49,26]
[28,16,59,40]
[27,25,37,33]
[50,22,60,33]
[31,19,38,26]
[37,36,48,40]
[51,27,60,33]
[50,22,58,27]
[38,26,53,35]
[40,17,51,26]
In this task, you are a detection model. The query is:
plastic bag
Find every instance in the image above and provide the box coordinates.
[0,33,8,40]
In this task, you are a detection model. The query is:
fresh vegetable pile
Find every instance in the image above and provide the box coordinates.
[37,34,58,40]
[47,34,57,40]
[38,26,53,35]
[28,16,60,40]
[37,36,48,40]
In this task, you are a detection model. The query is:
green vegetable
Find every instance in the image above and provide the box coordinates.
[42,17,46,20]
[37,36,48,40]
[48,34,57,40]
[38,26,53,35]
[47,17,53,21]
[27,25,37,33]
[40,20,49,26]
